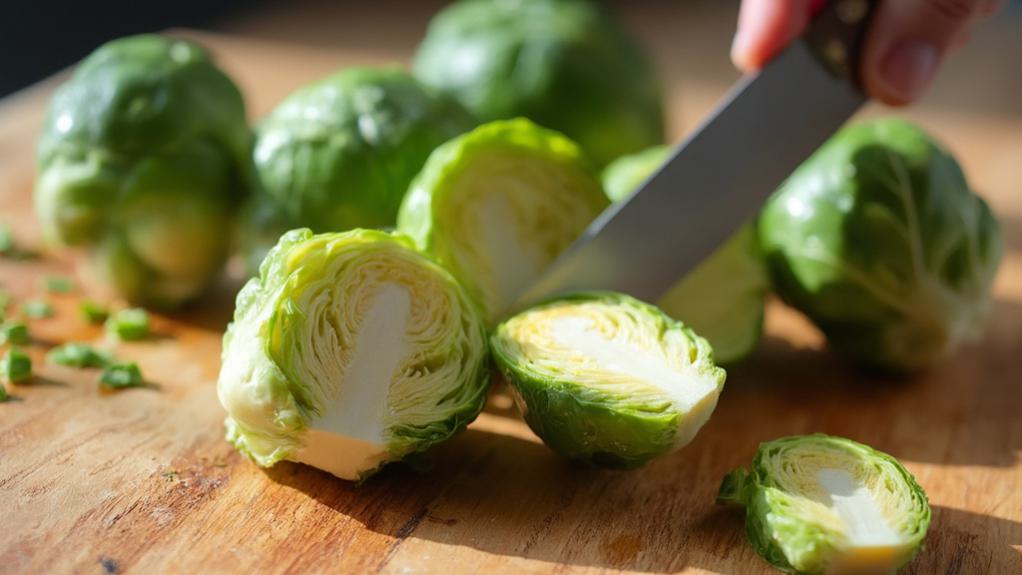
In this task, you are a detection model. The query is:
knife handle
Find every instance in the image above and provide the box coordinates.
[804,0,880,87]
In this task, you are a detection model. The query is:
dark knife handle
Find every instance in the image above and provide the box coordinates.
[804,0,880,87]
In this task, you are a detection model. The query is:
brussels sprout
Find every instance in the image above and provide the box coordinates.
[218,228,490,480]
[601,146,770,364]
[491,292,725,468]
[398,119,609,324]
[759,119,1002,372]
[413,0,664,167]
[244,67,476,264]
[35,34,250,309]
[601,145,669,203]
[719,434,930,575]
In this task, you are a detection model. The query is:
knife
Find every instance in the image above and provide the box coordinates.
[513,0,878,309]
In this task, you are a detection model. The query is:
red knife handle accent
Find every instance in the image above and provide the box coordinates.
[804,0,880,87]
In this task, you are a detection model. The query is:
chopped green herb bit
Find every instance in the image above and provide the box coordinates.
[0,224,13,254]
[42,276,74,294]
[106,308,150,340]
[1,322,30,346]
[99,362,144,390]
[22,300,54,319]
[47,343,112,368]
[80,300,110,324]
[2,347,32,383]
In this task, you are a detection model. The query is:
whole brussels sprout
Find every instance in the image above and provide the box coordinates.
[719,434,930,575]
[602,146,770,364]
[218,228,489,480]
[759,119,1002,372]
[35,34,250,308]
[413,0,664,167]
[398,118,609,325]
[245,67,476,263]
[491,292,725,468]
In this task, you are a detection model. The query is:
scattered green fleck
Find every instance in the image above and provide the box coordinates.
[22,300,54,319]
[161,469,180,482]
[2,347,32,383]
[1,322,30,346]
[0,382,7,401]
[0,224,13,254]
[47,343,112,368]
[42,275,74,294]
[106,308,150,340]
[80,300,110,324]
[99,362,144,390]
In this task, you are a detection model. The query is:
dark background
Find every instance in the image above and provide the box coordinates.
[4,0,1022,98]
[1,0,265,96]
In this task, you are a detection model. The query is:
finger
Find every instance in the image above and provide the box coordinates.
[862,0,988,105]
[731,0,814,72]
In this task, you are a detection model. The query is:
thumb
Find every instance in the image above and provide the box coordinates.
[862,0,993,105]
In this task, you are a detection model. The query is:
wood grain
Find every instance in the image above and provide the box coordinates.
[2,3,1022,573]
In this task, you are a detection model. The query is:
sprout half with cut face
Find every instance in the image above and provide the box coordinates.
[218,228,490,480]
[718,434,931,574]
[398,118,609,325]
[491,292,725,468]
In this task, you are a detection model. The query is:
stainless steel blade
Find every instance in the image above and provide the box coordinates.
[513,40,866,310]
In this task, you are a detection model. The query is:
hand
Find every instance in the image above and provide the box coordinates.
[731,0,1006,105]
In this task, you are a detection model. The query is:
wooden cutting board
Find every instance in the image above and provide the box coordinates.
[2,24,1021,574]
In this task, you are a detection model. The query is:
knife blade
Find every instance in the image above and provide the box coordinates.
[513,0,876,310]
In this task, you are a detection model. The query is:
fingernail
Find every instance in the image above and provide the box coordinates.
[879,40,939,102]
[731,32,751,71]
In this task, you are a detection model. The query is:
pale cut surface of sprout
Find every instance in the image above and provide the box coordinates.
[294,283,411,478]
[218,229,489,480]
[718,434,931,575]
[544,312,719,418]
[491,293,725,468]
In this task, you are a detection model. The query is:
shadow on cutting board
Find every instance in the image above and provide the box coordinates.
[905,506,1022,574]
[718,295,1022,469]
[263,425,765,573]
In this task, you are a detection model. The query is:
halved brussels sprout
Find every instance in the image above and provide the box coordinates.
[35,34,249,308]
[491,292,725,468]
[218,228,489,480]
[413,0,664,167]
[601,145,669,203]
[719,434,930,575]
[398,118,609,325]
[760,119,1002,372]
[601,146,770,364]
[244,67,476,265]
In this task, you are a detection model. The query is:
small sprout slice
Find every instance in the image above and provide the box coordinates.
[106,308,150,340]
[1,322,30,346]
[99,362,145,390]
[42,275,74,294]
[2,348,33,384]
[47,343,113,368]
[22,300,53,319]
[80,300,110,324]
[491,292,725,468]
[718,434,930,575]
[398,119,609,324]
[218,228,490,480]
